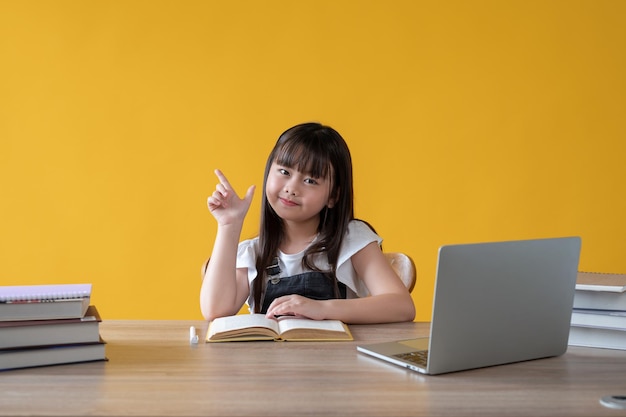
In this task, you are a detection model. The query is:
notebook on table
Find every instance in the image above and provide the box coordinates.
[357,236,582,375]
[0,283,92,321]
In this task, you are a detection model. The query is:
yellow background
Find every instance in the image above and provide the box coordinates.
[1,0,624,320]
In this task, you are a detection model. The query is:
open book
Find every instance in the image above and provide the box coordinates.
[206,314,353,342]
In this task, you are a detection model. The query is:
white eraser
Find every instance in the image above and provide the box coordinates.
[189,326,199,344]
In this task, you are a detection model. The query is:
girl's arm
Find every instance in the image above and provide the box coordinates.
[200,170,255,321]
[264,242,416,323]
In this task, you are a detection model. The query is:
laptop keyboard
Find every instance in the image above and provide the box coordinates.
[394,350,429,368]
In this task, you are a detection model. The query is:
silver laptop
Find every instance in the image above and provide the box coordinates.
[357,236,582,375]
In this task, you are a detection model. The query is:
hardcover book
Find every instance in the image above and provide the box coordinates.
[574,273,626,310]
[0,340,107,371]
[576,272,626,292]
[568,326,626,351]
[570,308,626,330]
[0,305,102,349]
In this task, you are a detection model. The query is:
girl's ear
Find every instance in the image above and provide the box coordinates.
[327,187,339,208]
[326,188,340,208]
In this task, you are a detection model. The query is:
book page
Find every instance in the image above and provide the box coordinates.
[209,314,280,336]
[276,317,346,334]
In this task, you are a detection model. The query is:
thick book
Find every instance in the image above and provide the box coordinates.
[573,272,626,311]
[0,305,102,349]
[568,326,626,351]
[206,314,353,342]
[574,291,626,311]
[576,272,626,292]
[0,340,107,371]
[0,284,91,321]
[571,308,626,330]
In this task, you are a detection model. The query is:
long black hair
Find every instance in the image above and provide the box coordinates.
[252,122,355,312]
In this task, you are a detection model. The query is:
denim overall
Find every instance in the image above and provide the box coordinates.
[260,271,347,314]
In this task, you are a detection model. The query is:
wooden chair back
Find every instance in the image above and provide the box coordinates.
[384,252,417,292]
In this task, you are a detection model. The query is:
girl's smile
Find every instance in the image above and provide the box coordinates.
[279,197,299,207]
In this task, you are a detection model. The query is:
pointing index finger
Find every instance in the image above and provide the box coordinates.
[214,169,233,190]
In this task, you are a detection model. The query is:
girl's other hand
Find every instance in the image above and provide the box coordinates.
[265,295,325,321]
[207,169,255,226]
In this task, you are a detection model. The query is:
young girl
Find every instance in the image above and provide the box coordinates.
[200,122,415,324]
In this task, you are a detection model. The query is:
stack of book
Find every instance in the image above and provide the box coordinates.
[0,283,107,371]
[569,272,626,350]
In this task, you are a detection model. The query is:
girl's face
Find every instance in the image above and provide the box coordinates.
[265,161,334,225]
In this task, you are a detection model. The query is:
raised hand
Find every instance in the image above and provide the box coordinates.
[207,169,256,227]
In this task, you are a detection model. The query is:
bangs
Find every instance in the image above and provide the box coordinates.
[274,139,333,179]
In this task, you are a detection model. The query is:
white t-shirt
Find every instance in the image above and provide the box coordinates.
[236,220,382,311]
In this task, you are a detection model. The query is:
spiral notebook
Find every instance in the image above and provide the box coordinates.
[0,284,92,321]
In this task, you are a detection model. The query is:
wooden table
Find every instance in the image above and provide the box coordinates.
[1,320,626,416]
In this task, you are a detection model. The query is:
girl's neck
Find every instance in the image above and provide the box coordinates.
[280,219,319,255]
